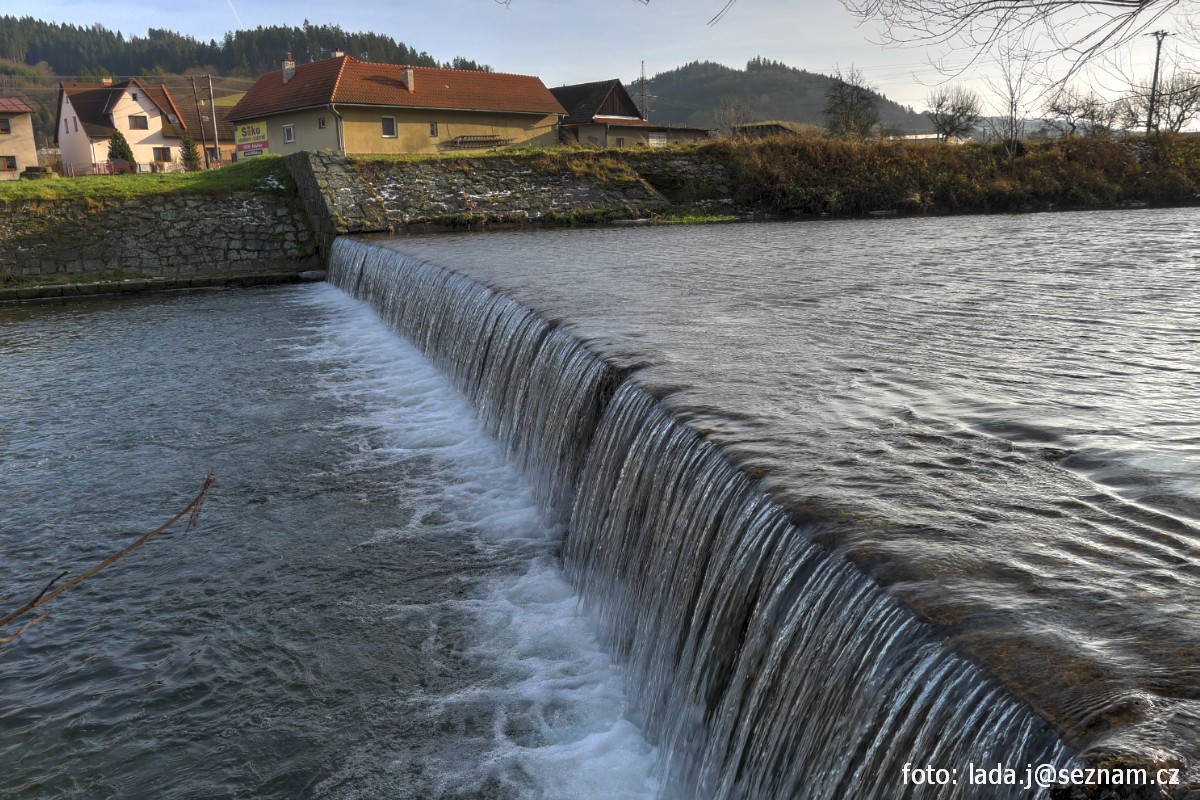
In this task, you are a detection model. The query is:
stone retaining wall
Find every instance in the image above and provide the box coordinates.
[1,191,319,283]
[0,270,328,304]
[285,150,672,241]
[2,149,729,284]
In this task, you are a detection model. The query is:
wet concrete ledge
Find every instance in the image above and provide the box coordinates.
[0,270,327,305]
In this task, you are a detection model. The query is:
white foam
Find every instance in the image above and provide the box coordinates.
[293,283,661,799]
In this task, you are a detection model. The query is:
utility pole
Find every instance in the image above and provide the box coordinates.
[190,76,211,169]
[206,74,221,166]
[638,60,653,121]
[1147,30,1171,133]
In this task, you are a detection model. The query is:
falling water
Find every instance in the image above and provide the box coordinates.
[326,236,1080,798]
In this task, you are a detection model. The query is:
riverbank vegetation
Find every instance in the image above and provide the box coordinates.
[705,133,1200,216]
[0,156,293,203]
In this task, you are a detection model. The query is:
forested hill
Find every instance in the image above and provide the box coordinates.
[643,58,932,133]
[0,17,490,77]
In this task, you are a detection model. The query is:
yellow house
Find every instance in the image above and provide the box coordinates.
[0,98,39,180]
[228,55,565,157]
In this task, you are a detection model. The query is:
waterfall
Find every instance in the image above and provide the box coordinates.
[327,237,1072,799]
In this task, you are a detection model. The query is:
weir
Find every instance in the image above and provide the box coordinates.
[327,237,1072,798]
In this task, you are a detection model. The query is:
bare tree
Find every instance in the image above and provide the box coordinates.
[1044,87,1118,136]
[1116,71,1200,131]
[1153,72,1200,131]
[984,35,1043,154]
[824,65,880,139]
[842,0,1188,74]
[714,96,757,138]
[925,85,982,140]
[1113,94,1145,131]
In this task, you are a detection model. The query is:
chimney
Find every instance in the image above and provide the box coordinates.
[404,66,414,92]
[283,53,296,84]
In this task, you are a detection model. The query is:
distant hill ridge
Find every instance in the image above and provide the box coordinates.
[639,57,932,133]
[0,17,489,78]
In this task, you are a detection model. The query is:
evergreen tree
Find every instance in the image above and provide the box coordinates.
[180,134,201,171]
[107,129,135,164]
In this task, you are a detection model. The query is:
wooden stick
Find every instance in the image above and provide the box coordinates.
[0,473,216,634]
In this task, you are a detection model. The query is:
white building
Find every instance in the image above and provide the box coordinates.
[56,78,189,175]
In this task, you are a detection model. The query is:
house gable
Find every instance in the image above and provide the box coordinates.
[550,80,644,126]
[56,79,199,173]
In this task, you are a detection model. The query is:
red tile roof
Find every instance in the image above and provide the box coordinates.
[0,97,35,114]
[229,56,565,121]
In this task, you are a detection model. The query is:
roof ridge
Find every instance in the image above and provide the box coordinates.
[157,84,187,128]
[331,54,350,102]
[406,63,543,80]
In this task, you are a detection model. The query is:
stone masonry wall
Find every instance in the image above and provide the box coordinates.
[0,191,319,282]
[284,150,671,241]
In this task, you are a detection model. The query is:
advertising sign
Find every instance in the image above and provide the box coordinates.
[235,121,270,158]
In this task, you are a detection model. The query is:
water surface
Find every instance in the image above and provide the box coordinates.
[375,209,1200,769]
[0,285,657,799]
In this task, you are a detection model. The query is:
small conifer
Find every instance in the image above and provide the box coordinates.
[107,129,135,165]
[180,134,202,171]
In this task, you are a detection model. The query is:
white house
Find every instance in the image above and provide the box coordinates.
[56,78,189,175]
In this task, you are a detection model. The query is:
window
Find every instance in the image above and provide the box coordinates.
[381,117,396,138]
[129,115,148,130]
[0,119,10,134]
[318,117,326,129]
[615,137,625,147]
[63,119,68,135]
[131,92,139,101]
[206,147,219,162]
[167,113,179,124]
[429,122,438,137]
[1,156,16,171]
[73,117,78,132]
[283,124,296,143]
[153,146,172,162]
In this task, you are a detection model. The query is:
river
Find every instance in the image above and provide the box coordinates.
[2,207,1197,798]
[1,286,657,799]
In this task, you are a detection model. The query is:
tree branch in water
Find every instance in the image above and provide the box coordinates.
[0,472,217,644]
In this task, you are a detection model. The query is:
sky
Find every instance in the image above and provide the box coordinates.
[6,0,1199,114]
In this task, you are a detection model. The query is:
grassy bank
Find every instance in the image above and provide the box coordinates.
[0,156,294,203]
[704,134,1200,216]
[6,137,1195,221]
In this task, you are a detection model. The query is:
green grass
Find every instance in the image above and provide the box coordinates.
[0,156,294,202]
[659,207,740,224]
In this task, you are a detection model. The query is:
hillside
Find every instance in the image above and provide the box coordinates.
[641,58,932,134]
[0,17,489,78]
